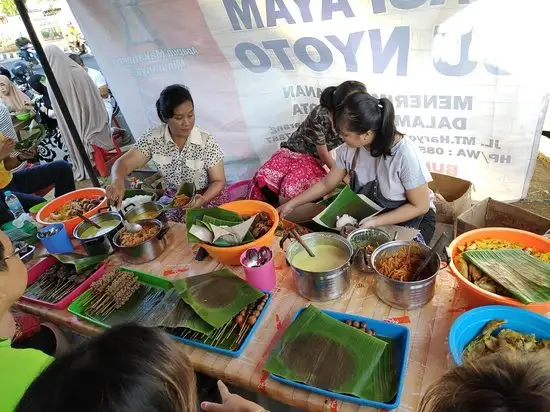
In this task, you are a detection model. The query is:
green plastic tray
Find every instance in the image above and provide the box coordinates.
[68,266,171,328]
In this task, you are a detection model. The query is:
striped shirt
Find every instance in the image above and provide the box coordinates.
[0,102,17,141]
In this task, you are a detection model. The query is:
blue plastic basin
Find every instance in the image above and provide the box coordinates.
[449,305,550,365]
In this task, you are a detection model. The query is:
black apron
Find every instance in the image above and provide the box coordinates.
[348,148,425,229]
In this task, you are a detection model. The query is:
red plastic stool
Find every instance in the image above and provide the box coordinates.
[93,138,123,177]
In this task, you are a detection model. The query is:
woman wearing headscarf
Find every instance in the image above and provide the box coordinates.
[43,44,112,181]
[0,75,34,115]
[28,75,69,164]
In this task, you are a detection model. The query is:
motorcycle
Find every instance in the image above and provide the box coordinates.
[18,44,39,65]
[69,33,89,56]
[15,37,39,66]
[11,61,33,95]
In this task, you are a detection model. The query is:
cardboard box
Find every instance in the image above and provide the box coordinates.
[455,198,550,237]
[428,173,473,224]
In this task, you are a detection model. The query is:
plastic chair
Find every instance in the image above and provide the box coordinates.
[92,138,122,177]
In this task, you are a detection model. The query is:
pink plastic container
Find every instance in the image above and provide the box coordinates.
[240,247,276,292]
[21,256,106,309]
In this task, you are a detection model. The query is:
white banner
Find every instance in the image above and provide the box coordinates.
[67,0,550,201]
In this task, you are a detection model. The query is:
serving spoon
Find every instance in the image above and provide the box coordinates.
[410,233,448,282]
[109,199,142,233]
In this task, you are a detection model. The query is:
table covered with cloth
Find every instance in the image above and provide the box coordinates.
[17,223,469,412]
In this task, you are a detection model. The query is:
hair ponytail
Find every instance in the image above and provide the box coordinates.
[319,80,366,112]
[335,93,401,157]
[374,97,397,157]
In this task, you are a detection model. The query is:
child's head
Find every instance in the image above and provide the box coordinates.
[16,324,197,412]
[419,352,550,412]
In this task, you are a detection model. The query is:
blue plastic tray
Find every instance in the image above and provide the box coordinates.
[268,307,410,410]
[171,293,272,358]
[449,305,550,365]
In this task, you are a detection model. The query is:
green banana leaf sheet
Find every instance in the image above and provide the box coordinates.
[186,207,243,243]
[141,289,214,335]
[265,306,397,403]
[51,253,107,273]
[172,269,263,328]
[313,186,383,229]
[463,249,550,304]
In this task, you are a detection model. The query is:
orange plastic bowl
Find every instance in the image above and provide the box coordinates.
[200,200,279,266]
[448,228,550,315]
[36,188,108,238]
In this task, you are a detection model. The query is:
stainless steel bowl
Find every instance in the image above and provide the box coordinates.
[286,232,353,301]
[371,241,440,309]
[73,211,123,256]
[124,202,167,225]
[113,218,169,264]
[347,228,391,273]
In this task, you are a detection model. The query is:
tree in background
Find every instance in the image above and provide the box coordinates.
[0,0,18,16]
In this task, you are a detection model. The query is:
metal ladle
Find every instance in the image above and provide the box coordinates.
[110,199,142,233]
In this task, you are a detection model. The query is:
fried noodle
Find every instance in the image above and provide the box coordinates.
[118,222,160,246]
[378,245,425,282]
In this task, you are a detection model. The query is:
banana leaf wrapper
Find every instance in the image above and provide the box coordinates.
[463,249,550,304]
[203,215,256,246]
[172,269,263,328]
[186,207,243,243]
[265,306,397,403]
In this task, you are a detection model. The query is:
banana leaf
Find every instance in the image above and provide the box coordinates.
[202,215,255,247]
[141,289,214,335]
[51,253,107,273]
[186,207,243,243]
[316,183,348,206]
[463,249,550,304]
[171,269,263,328]
[313,186,383,229]
[265,306,397,403]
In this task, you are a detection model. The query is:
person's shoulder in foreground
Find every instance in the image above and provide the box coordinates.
[0,230,54,412]
[15,324,264,412]
[418,351,550,412]
[0,339,53,412]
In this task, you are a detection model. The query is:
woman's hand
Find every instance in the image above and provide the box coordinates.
[201,381,264,412]
[106,180,125,208]
[278,200,296,219]
[0,139,15,161]
[187,194,205,209]
[359,216,379,229]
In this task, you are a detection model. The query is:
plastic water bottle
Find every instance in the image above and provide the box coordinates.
[5,191,25,218]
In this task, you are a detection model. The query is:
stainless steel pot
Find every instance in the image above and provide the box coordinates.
[113,218,169,264]
[347,228,391,273]
[371,241,441,309]
[285,232,353,301]
[124,201,167,225]
[73,211,123,256]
